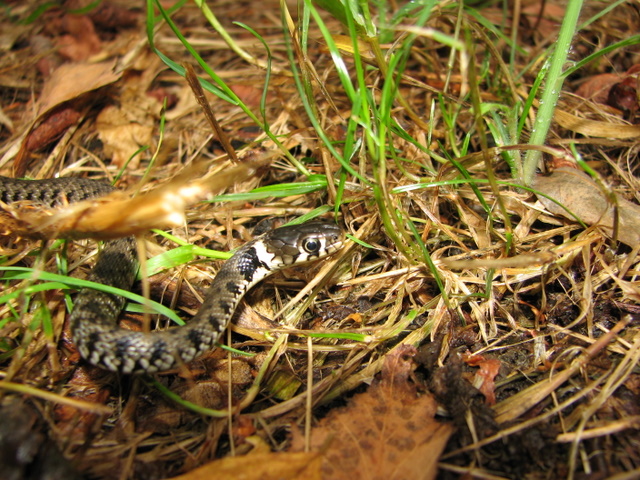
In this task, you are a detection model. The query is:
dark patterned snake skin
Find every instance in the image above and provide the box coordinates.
[1,176,344,374]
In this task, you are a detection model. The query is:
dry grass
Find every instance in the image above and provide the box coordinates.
[1,1,639,479]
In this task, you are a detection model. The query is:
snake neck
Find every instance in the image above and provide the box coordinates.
[191,238,278,326]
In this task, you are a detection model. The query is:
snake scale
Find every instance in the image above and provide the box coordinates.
[1,176,343,374]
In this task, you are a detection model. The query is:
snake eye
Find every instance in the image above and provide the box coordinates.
[302,237,321,254]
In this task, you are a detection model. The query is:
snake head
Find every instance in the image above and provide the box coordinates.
[265,220,344,266]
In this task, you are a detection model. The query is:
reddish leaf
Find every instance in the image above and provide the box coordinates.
[23,107,81,151]
[463,354,502,406]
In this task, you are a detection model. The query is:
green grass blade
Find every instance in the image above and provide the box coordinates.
[522,0,585,186]
[1,267,183,325]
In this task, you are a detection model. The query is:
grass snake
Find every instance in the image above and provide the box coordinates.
[1,176,344,374]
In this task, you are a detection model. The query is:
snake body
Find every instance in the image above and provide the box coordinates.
[1,176,343,374]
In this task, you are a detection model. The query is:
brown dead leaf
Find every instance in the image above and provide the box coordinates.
[168,451,322,480]
[136,379,226,435]
[13,61,122,175]
[296,345,453,480]
[575,66,640,113]
[481,2,563,40]
[38,61,122,117]
[95,104,155,168]
[533,167,640,247]
[88,2,139,30]
[230,85,275,109]
[53,368,112,440]
[521,2,564,39]
[95,64,164,168]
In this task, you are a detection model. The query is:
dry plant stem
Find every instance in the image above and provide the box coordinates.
[1,161,266,240]
[547,323,629,357]
[509,0,521,70]
[493,315,632,424]
[135,237,153,333]
[553,109,640,139]
[341,265,422,286]
[466,29,514,249]
[47,307,64,373]
[438,463,511,480]
[0,380,112,414]
[556,416,640,443]
[565,332,640,479]
[594,247,640,301]
[362,31,432,132]
[305,335,313,453]
[227,327,236,456]
[183,63,239,163]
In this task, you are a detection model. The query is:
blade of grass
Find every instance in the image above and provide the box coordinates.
[1,267,183,325]
[210,177,328,203]
[281,0,368,185]
[522,0,585,186]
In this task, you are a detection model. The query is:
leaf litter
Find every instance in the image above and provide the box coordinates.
[0,1,639,480]
[292,345,452,480]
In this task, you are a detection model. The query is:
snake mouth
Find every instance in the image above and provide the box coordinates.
[326,236,345,255]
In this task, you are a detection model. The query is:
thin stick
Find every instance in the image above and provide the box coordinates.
[183,63,239,163]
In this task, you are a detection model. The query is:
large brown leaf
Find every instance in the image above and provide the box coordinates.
[534,167,640,247]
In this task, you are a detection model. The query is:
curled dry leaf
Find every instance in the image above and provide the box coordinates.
[574,65,640,113]
[23,107,82,151]
[1,158,268,241]
[607,80,639,113]
[463,354,502,406]
[533,167,640,248]
[553,109,640,139]
[13,61,123,175]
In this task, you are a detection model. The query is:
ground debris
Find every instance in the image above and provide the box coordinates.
[291,345,453,480]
